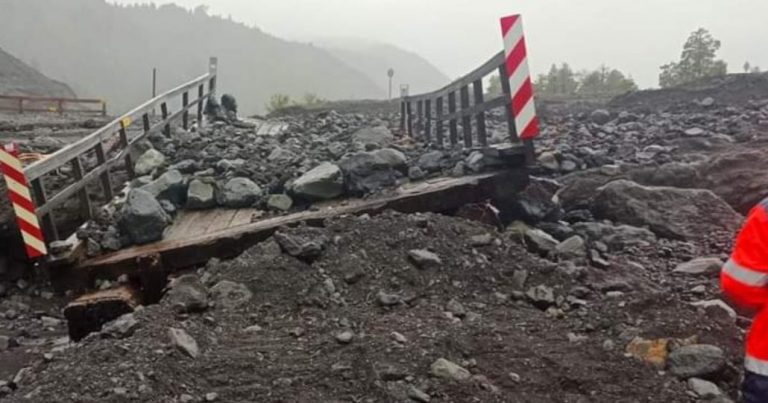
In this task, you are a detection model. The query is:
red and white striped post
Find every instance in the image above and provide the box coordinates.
[500,14,540,141]
[0,143,47,259]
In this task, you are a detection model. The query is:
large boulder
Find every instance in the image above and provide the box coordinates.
[141,170,187,207]
[339,152,397,195]
[571,222,657,250]
[503,177,561,223]
[119,189,170,245]
[695,149,768,214]
[591,180,742,240]
[134,149,165,176]
[291,162,344,200]
[418,151,447,173]
[218,178,262,208]
[372,148,408,173]
[351,126,394,147]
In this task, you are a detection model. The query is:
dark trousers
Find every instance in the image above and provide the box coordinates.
[744,371,768,402]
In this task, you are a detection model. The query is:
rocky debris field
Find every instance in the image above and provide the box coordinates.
[2,78,768,402]
[75,106,520,257]
[0,210,744,402]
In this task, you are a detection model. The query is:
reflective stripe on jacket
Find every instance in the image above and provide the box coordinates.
[721,200,768,375]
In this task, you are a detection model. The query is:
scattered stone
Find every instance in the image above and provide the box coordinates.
[392,332,408,344]
[691,299,737,320]
[377,291,401,307]
[274,230,328,261]
[446,299,467,318]
[430,358,471,382]
[205,392,219,402]
[266,194,293,211]
[119,189,170,245]
[335,330,354,344]
[626,337,669,368]
[165,274,209,313]
[210,281,252,310]
[134,149,165,176]
[555,235,587,259]
[186,179,216,209]
[351,126,394,147]
[168,327,199,358]
[688,378,722,399]
[667,344,725,378]
[469,233,493,246]
[407,249,442,269]
[141,169,187,206]
[291,162,344,200]
[101,313,139,339]
[526,285,556,309]
[218,177,262,208]
[673,258,723,277]
[590,109,611,125]
[407,386,431,402]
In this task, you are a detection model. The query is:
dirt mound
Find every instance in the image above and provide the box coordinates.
[0,47,74,98]
[5,211,742,402]
[609,73,768,111]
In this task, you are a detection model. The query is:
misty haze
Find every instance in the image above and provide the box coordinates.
[1,1,768,402]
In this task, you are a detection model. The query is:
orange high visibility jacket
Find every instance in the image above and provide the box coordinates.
[722,200,768,375]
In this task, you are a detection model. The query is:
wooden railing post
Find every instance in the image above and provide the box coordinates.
[71,156,92,221]
[18,98,23,114]
[400,99,406,132]
[472,79,487,146]
[435,96,444,148]
[95,142,114,200]
[459,85,472,148]
[197,84,204,127]
[208,57,218,100]
[498,64,519,143]
[406,101,413,137]
[182,91,189,130]
[416,100,423,137]
[447,91,458,146]
[58,100,64,115]
[161,102,170,137]
[424,99,432,143]
[31,179,58,241]
[102,101,107,117]
[119,119,135,179]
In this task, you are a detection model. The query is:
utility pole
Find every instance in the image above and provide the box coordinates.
[387,68,395,101]
[152,68,157,116]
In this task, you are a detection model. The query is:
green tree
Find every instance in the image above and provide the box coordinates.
[301,93,324,107]
[535,63,578,96]
[578,65,637,95]
[486,75,502,96]
[266,94,292,113]
[659,28,727,88]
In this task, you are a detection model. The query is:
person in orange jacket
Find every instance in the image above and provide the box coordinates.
[722,200,768,402]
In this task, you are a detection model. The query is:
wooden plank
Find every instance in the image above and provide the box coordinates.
[202,209,239,235]
[448,92,458,146]
[31,178,59,241]
[460,85,472,148]
[94,142,113,200]
[473,79,487,146]
[182,91,189,130]
[407,51,504,102]
[197,84,204,125]
[75,169,529,277]
[164,211,207,241]
[438,96,507,123]
[160,102,170,137]
[229,209,258,228]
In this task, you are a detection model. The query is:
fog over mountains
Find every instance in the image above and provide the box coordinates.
[0,0,449,114]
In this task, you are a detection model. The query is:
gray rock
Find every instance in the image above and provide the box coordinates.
[165,274,209,313]
[335,330,354,344]
[268,147,296,163]
[408,249,442,269]
[539,151,560,171]
[685,127,706,136]
[446,299,467,318]
[134,149,165,176]
[688,378,722,398]
[210,281,252,310]
[218,178,262,208]
[668,344,725,378]
[673,258,723,277]
[470,233,493,246]
[408,166,426,181]
[590,109,611,125]
[169,159,199,174]
[0,335,10,352]
[339,152,396,194]
[215,158,245,172]
[141,169,187,207]
[274,229,328,261]
[408,386,431,402]
[372,148,408,172]
[119,189,170,244]
[430,358,471,381]
[352,126,394,147]
[526,285,556,309]
[691,299,737,319]
[418,150,446,173]
[572,222,656,249]
[556,235,587,259]
[101,313,139,339]
[507,221,558,254]
[186,179,216,209]
[168,327,199,358]
[377,291,401,306]
[266,194,293,211]
[291,162,344,200]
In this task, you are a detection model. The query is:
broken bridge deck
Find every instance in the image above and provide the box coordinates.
[50,168,529,289]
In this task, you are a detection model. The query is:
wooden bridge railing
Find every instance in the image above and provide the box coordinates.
[400,51,534,160]
[24,57,218,245]
[0,94,107,116]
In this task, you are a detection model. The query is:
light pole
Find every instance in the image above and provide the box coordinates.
[387,68,395,101]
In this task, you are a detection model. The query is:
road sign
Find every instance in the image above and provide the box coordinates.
[500,14,539,140]
[0,143,47,258]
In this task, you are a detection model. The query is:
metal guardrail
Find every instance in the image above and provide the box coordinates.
[399,51,534,160]
[0,94,107,116]
[25,57,218,243]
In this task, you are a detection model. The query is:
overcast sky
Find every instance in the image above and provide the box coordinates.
[110,0,768,88]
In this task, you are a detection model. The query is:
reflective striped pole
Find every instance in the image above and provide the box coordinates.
[500,14,540,140]
[0,143,47,259]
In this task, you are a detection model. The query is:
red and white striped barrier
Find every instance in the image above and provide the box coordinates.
[500,14,540,140]
[0,143,47,259]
